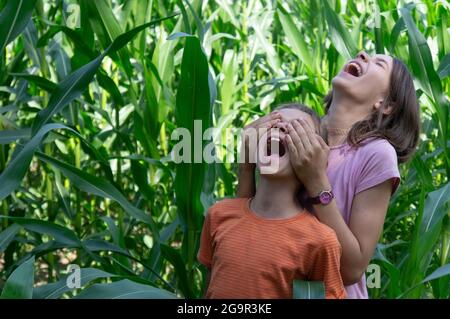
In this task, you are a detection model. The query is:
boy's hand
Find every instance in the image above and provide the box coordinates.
[240,112,281,166]
[285,119,331,197]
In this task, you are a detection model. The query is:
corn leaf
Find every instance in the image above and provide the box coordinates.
[0,0,37,55]
[74,279,176,299]
[293,280,325,299]
[0,257,35,299]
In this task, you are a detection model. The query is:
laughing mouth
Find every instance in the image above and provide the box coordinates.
[267,137,286,157]
[345,61,363,77]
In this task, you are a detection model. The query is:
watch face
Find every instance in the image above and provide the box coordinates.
[319,191,333,204]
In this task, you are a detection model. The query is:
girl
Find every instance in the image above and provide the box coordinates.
[237,51,420,298]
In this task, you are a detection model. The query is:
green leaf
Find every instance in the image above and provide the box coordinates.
[173,35,212,298]
[10,73,58,92]
[54,169,75,220]
[100,216,122,246]
[277,10,314,72]
[37,25,94,56]
[0,224,21,253]
[389,17,406,52]
[96,70,124,106]
[437,53,450,79]
[31,14,178,134]
[174,36,212,231]
[30,54,105,134]
[400,6,447,144]
[322,0,358,60]
[400,7,445,105]
[83,239,130,255]
[398,263,450,298]
[373,3,383,54]
[0,123,68,201]
[220,50,238,114]
[160,244,193,298]
[0,128,31,144]
[83,238,172,289]
[0,0,37,55]
[75,279,176,299]
[421,264,450,284]
[11,241,76,270]
[420,182,450,234]
[0,123,104,200]
[177,0,191,34]
[90,0,134,79]
[0,257,35,299]
[33,268,119,299]
[0,216,81,246]
[106,14,178,54]
[36,152,159,237]
[292,280,325,299]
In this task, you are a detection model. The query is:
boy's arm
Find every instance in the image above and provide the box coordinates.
[309,234,347,299]
[236,164,256,198]
[203,269,211,298]
[198,211,214,298]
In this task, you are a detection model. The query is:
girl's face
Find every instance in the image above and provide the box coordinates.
[332,51,393,114]
[257,109,317,177]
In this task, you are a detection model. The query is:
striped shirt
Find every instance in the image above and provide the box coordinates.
[198,198,346,299]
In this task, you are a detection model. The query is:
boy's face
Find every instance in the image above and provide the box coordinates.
[257,109,318,177]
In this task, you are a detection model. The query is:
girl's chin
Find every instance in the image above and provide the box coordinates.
[332,72,359,87]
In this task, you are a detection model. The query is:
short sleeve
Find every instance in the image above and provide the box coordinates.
[197,211,213,268]
[309,235,347,299]
[355,140,400,195]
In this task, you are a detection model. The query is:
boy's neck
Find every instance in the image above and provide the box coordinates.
[251,177,303,219]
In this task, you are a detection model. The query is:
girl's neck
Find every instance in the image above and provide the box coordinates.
[251,177,302,219]
[325,94,365,147]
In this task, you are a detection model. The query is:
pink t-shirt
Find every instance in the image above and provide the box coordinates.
[327,138,400,299]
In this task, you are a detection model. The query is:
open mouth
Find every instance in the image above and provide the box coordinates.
[345,62,363,77]
[266,137,286,157]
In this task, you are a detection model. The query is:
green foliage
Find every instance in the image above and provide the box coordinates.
[0,0,448,299]
[1,257,34,299]
[293,280,325,299]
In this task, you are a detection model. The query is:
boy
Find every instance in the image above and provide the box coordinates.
[198,103,346,299]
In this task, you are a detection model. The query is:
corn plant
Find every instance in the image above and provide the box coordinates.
[0,0,448,299]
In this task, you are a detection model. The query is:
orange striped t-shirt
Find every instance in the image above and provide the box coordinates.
[198,198,346,299]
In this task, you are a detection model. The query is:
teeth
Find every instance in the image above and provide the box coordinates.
[349,62,362,76]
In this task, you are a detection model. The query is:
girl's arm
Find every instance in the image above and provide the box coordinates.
[285,119,392,284]
[300,172,391,284]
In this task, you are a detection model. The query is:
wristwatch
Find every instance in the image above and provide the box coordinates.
[307,190,334,206]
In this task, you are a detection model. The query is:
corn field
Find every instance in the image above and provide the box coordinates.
[0,0,448,299]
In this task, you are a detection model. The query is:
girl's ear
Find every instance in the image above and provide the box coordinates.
[373,99,393,115]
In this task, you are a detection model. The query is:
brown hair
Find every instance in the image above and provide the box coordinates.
[323,57,420,163]
[275,102,321,134]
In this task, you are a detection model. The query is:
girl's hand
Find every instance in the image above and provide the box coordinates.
[240,112,281,166]
[285,119,331,196]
